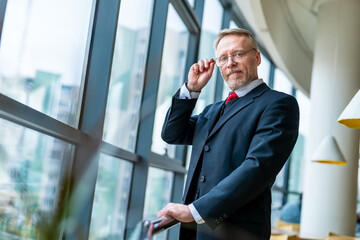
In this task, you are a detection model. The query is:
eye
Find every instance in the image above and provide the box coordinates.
[219,56,228,62]
[234,52,244,58]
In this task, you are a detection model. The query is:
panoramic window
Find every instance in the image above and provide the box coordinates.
[89,154,133,240]
[0,0,94,127]
[273,68,292,94]
[151,3,190,158]
[0,118,72,238]
[102,0,154,152]
[143,167,174,240]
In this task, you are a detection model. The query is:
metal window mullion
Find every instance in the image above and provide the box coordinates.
[65,0,121,238]
[281,87,297,205]
[124,0,170,238]
[0,0,7,44]
[0,94,90,144]
[166,5,202,236]
[100,141,140,163]
[167,172,184,239]
[194,0,205,22]
[268,63,275,89]
[282,158,291,205]
[149,152,187,174]
[170,0,200,34]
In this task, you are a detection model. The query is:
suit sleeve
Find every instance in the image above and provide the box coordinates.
[161,89,199,145]
[192,95,300,229]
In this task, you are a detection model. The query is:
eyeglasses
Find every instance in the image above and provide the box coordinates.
[215,48,257,67]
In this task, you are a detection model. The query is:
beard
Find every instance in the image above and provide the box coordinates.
[224,67,254,90]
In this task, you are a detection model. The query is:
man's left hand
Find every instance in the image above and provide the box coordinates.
[157,203,194,224]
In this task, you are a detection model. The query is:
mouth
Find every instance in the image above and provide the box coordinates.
[228,70,242,77]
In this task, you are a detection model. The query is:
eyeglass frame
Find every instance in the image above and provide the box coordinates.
[215,48,257,67]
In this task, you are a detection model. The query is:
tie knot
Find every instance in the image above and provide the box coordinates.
[225,92,238,104]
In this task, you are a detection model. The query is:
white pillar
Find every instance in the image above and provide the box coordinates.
[300,0,360,236]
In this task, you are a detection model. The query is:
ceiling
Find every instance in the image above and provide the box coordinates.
[233,0,334,96]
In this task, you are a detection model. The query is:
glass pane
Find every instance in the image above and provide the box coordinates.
[273,68,292,94]
[0,0,94,127]
[151,4,190,158]
[187,0,195,7]
[258,53,271,85]
[89,154,133,240]
[288,91,310,193]
[0,118,72,239]
[229,20,238,29]
[194,0,223,114]
[143,167,174,240]
[103,0,154,152]
[271,190,284,226]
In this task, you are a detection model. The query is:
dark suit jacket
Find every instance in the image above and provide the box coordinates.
[161,83,299,240]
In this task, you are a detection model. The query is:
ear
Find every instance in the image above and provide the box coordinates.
[256,51,261,66]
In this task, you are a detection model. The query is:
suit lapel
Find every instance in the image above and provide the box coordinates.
[207,83,269,140]
[183,101,224,201]
[204,101,224,134]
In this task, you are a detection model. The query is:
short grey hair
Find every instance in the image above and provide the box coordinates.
[214,28,258,51]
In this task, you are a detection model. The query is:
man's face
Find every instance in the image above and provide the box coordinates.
[216,34,261,91]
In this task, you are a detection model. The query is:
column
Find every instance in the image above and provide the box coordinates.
[300,0,360,236]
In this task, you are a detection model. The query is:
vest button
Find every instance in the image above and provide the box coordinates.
[200,176,206,182]
[204,145,210,152]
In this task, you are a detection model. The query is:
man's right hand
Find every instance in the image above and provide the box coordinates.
[187,58,216,92]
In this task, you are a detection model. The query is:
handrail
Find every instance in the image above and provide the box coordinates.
[139,218,180,239]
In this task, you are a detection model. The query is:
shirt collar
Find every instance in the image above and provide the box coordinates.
[233,79,264,98]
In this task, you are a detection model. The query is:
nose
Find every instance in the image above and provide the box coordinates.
[225,57,236,67]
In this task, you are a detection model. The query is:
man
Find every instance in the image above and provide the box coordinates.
[156,28,299,240]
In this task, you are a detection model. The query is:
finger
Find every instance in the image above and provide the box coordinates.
[198,59,205,72]
[203,59,210,69]
[157,215,174,228]
[208,61,215,73]
[157,204,170,217]
[191,63,199,75]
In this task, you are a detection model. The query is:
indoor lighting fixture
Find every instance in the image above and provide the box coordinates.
[338,89,360,129]
[311,135,346,165]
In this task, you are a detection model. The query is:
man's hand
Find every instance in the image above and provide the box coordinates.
[157,203,194,226]
[187,58,215,92]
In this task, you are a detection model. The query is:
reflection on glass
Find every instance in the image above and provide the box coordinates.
[151,4,190,158]
[0,118,72,238]
[0,0,93,127]
[273,68,292,94]
[143,167,174,240]
[89,154,132,240]
[103,0,154,152]
[194,0,223,114]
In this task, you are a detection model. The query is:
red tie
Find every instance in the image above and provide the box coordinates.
[225,92,238,104]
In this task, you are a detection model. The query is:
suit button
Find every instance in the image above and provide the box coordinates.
[200,176,206,182]
[223,213,228,218]
[219,217,224,222]
[214,219,220,224]
[204,145,210,152]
